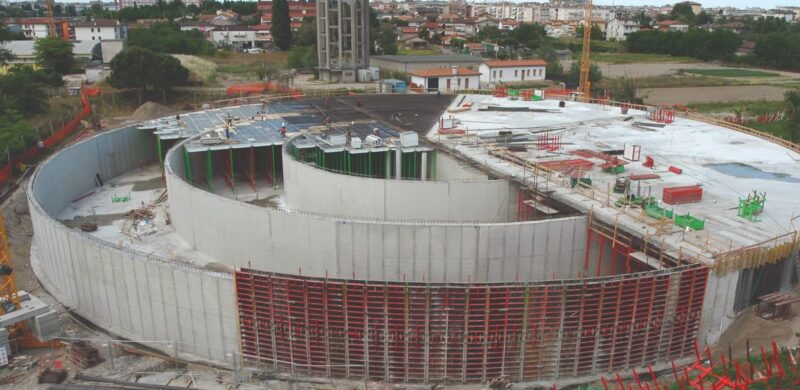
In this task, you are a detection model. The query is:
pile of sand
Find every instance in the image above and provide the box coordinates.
[172,54,218,83]
[129,101,174,122]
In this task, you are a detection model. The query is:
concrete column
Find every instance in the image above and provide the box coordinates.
[421,152,427,181]
[395,148,401,180]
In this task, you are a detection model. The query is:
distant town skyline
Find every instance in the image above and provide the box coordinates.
[592,0,788,9]
[39,0,795,8]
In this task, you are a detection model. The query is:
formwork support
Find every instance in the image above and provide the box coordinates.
[235,265,709,384]
[183,149,193,184]
[421,152,427,181]
[156,136,164,170]
[205,149,213,192]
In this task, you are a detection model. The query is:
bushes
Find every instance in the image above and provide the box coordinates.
[128,22,216,55]
[625,29,741,61]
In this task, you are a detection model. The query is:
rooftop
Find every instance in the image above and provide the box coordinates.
[483,59,548,68]
[372,54,482,64]
[430,95,800,265]
[410,67,481,77]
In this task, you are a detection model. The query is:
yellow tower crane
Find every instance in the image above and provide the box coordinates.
[0,211,20,317]
[45,0,57,38]
[578,0,593,98]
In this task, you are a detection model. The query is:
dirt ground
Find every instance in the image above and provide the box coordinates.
[641,85,793,105]
[563,60,800,79]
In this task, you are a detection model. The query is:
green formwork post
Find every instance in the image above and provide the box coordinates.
[205,149,213,192]
[430,151,436,180]
[183,149,193,184]
[272,145,278,183]
[385,150,391,178]
[156,136,164,170]
[229,148,235,193]
[367,151,372,177]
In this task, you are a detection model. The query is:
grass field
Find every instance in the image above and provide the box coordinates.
[397,48,442,56]
[207,51,289,76]
[746,120,795,142]
[576,52,695,64]
[689,100,785,114]
[679,68,780,77]
[613,74,748,89]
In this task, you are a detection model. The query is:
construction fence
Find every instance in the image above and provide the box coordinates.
[235,265,709,384]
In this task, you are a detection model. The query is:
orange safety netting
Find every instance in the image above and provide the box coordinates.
[225,82,304,100]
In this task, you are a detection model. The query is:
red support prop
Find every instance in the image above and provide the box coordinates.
[597,235,605,277]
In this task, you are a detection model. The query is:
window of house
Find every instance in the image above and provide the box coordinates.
[514,70,518,77]
[91,27,94,32]
[499,70,503,77]
[492,70,496,79]
[527,69,531,76]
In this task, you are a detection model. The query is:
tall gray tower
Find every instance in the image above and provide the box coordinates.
[316,0,371,82]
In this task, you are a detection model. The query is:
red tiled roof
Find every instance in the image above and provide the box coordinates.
[400,27,418,34]
[483,59,547,68]
[410,67,481,78]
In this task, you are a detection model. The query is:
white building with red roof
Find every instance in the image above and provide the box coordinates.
[479,59,547,86]
[409,66,481,92]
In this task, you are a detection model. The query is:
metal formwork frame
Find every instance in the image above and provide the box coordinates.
[234,265,709,384]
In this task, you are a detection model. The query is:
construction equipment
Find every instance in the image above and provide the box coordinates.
[578,0,593,97]
[0,211,60,355]
[45,0,57,38]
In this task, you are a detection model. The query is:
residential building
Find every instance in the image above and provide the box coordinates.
[5,18,72,39]
[606,18,639,41]
[210,26,256,49]
[479,59,546,86]
[118,0,199,8]
[74,19,127,41]
[258,0,315,28]
[180,20,214,34]
[317,0,370,82]
[498,19,519,30]
[657,20,689,32]
[370,54,482,73]
[409,66,480,92]
[2,40,99,73]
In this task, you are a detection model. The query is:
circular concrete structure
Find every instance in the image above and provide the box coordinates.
[28,94,794,385]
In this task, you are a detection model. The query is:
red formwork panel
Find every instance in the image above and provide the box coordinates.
[234,265,710,384]
[662,185,703,205]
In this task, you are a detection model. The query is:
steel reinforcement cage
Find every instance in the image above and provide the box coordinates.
[235,264,709,384]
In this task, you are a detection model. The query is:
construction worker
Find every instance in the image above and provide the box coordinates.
[280,123,287,137]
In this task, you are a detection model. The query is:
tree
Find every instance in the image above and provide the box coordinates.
[0,68,49,115]
[34,37,73,74]
[374,22,397,55]
[271,0,291,50]
[576,24,605,40]
[418,27,430,41]
[294,17,316,47]
[287,46,317,70]
[785,91,800,143]
[128,22,215,55]
[564,62,602,89]
[695,11,713,26]
[608,76,642,104]
[670,3,696,24]
[108,47,189,101]
[0,102,35,153]
[507,22,547,49]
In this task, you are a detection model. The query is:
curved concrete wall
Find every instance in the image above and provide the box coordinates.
[167,143,588,282]
[283,148,516,222]
[28,125,238,365]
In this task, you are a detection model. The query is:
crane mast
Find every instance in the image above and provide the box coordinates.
[46,0,57,38]
[578,0,592,98]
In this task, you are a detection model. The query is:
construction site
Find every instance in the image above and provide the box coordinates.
[5,87,793,388]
